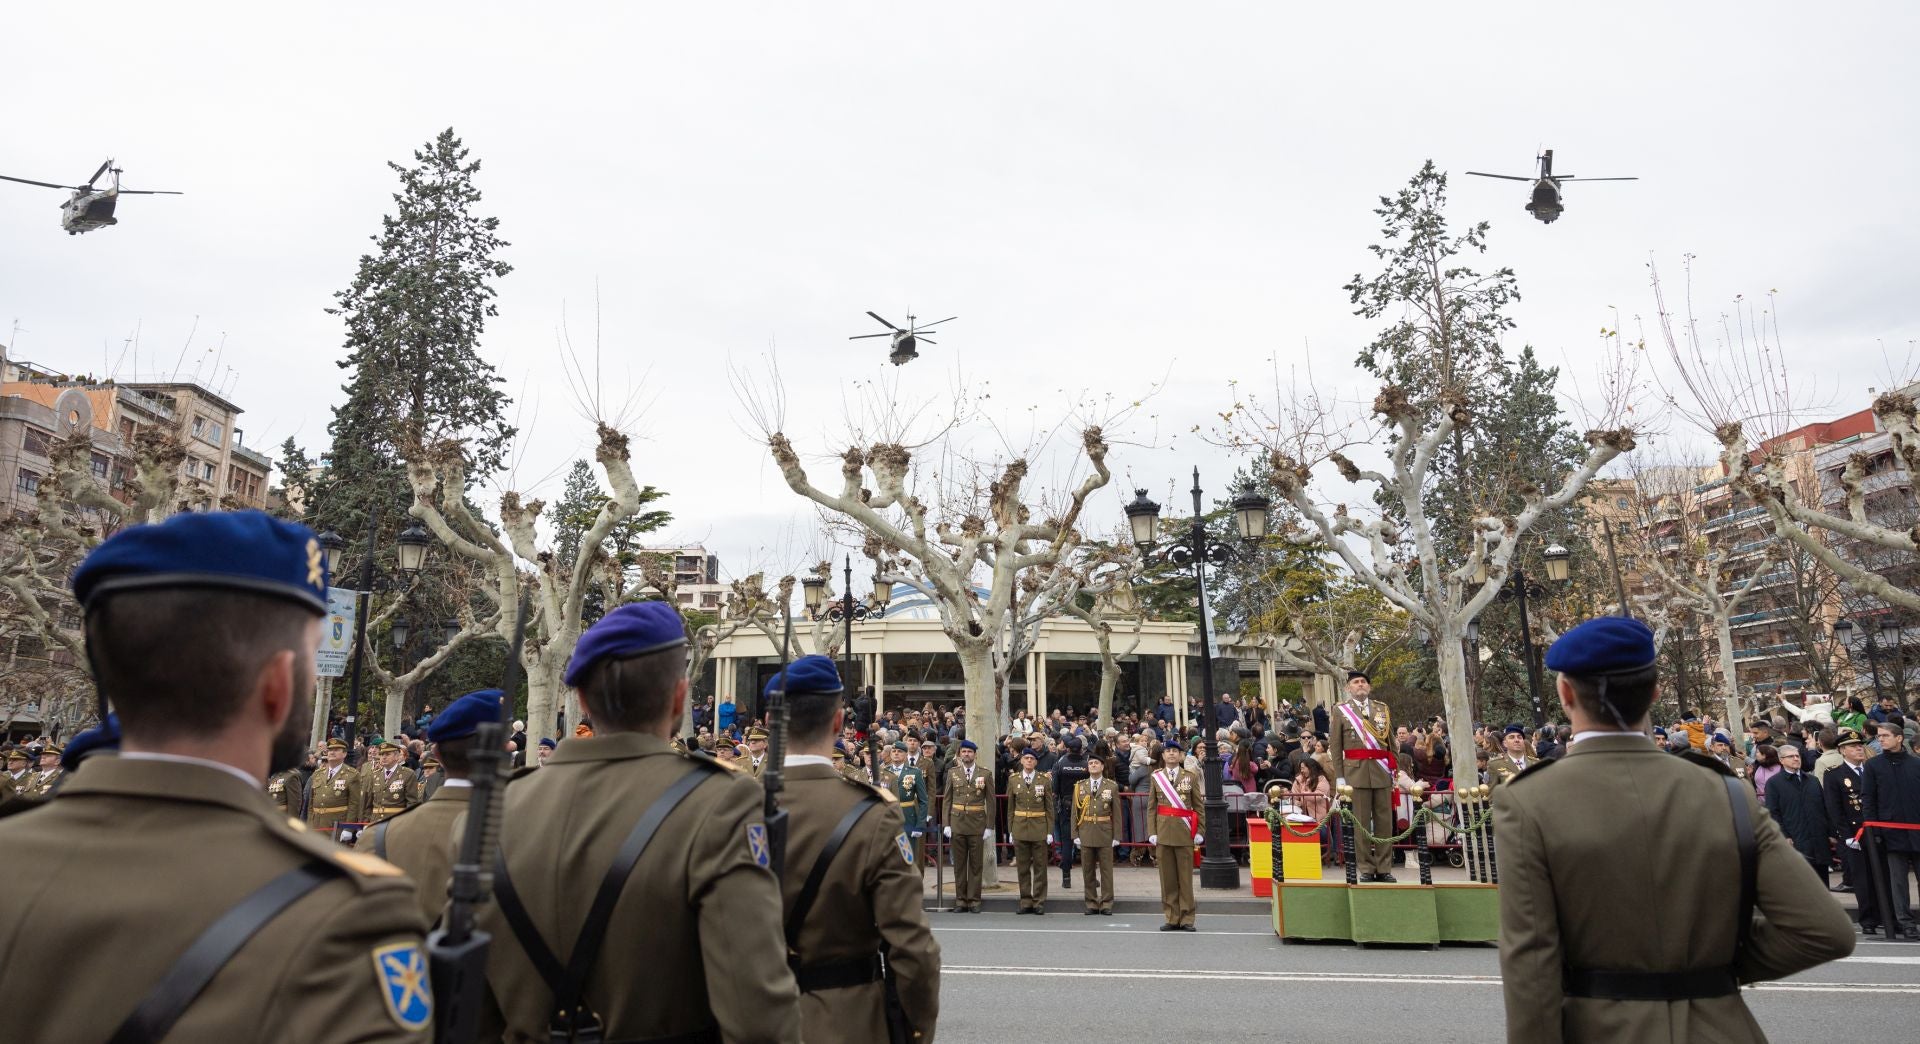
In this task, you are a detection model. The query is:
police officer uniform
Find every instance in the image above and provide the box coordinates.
[1496,617,1854,1043]
[479,602,802,1042]
[1072,754,1120,914]
[307,739,363,836]
[1009,749,1053,913]
[365,743,419,824]
[0,510,431,1038]
[943,740,991,913]
[771,656,940,1043]
[360,689,503,926]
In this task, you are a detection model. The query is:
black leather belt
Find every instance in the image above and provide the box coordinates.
[792,954,883,993]
[1565,966,1739,1001]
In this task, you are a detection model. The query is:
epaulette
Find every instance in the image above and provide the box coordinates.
[1509,757,1558,785]
[839,773,898,802]
[684,748,741,774]
[1678,749,1735,777]
[333,850,408,878]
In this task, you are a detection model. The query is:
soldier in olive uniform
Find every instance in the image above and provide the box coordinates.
[1327,669,1396,881]
[742,725,770,777]
[267,766,307,819]
[1498,617,1854,1043]
[943,739,991,913]
[0,749,28,804]
[1072,750,1120,914]
[885,741,931,884]
[1008,747,1054,913]
[1486,723,1538,790]
[772,655,940,1042]
[0,510,431,1038]
[22,746,63,798]
[480,601,801,1042]
[1149,740,1202,930]
[415,756,442,803]
[364,742,419,824]
[361,689,503,925]
[307,738,362,836]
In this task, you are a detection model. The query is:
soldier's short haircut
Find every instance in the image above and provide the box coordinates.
[786,688,841,741]
[87,588,315,742]
[578,644,687,731]
[433,736,476,777]
[1563,664,1659,726]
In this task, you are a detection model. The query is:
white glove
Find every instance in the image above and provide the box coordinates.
[1046,834,1054,844]
[944,825,952,838]
[1072,836,1081,845]
[984,828,994,840]
[1149,834,1157,845]
[1846,837,1861,850]
[909,829,922,838]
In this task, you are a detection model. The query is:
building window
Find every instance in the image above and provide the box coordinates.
[206,421,224,446]
[119,419,137,443]
[22,427,52,456]
[15,469,41,494]
[110,466,128,490]
[701,591,720,609]
[191,416,204,438]
[1615,496,1630,509]
[90,453,110,480]
[202,461,217,482]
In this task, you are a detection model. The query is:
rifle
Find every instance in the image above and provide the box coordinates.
[429,591,531,1044]
[761,605,793,880]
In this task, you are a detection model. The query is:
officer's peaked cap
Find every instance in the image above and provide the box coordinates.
[426,689,505,744]
[563,602,689,688]
[762,654,843,699]
[72,510,330,614]
[1543,616,1657,676]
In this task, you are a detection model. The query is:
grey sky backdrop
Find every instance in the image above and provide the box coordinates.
[3,2,1916,585]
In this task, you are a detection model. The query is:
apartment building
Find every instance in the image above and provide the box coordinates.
[637,544,728,612]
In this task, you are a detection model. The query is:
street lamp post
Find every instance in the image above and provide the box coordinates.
[1882,615,1908,713]
[1124,470,1270,890]
[1477,544,1570,727]
[316,509,433,763]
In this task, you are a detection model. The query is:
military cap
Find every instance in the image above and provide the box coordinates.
[5,748,28,763]
[325,738,348,750]
[1064,735,1083,753]
[61,715,120,771]
[1018,747,1038,760]
[562,601,688,687]
[1085,750,1105,764]
[1712,731,1733,747]
[1652,727,1668,738]
[426,689,505,744]
[745,726,769,741]
[421,757,441,769]
[1164,739,1185,752]
[828,747,845,761]
[40,744,64,757]
[1543,616,1657,675]
[1836,727,1866,748]
[958,739,978,751]
[1503,723,1527,737]
[891,740,908,752]
[761,654,843,699]
[375,741,401,754]
[537,737,556,750]
[71,509,329,614]
[1347,670,1371,682]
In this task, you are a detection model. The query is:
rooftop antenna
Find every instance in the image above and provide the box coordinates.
[169,316,200,383]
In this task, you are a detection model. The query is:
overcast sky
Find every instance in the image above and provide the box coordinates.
[3,2,1915,586]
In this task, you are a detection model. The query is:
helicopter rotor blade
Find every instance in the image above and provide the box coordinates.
[1464,172,1532,181]
[865,311,901,330]
[115,189,185,195]
[0,174,77,191]
[916,337,936,345]
[914,316,958,329]
[849,332,894,340]
[84,159,112,188]
[1558,177,1638,182]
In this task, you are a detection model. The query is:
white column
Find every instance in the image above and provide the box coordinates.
[871,651,885,708]
[1259,657,1276,715]
[1174,655,1189,729]
[1035,652,1049,716]
[310,675,333,751]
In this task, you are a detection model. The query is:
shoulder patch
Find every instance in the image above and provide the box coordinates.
[1678,749,1735,777]
[335,850,408,877]
[746,822,771,868]
[1510,757,1558,784]
[896,832,915,865]
[372,942,433,1032]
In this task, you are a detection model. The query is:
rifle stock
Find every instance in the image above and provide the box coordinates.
[429,590,531,1044]
[761,606,794,879]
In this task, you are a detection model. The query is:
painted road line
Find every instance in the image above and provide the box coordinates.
[941,966,1920,994]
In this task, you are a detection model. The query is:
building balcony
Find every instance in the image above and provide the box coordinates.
[119,389,175,420]
[1733,641,1802,661]
[231,442,272,472]
[1728,606,1794,628]
[1702,506,1767,532]
[1820,467,1911,507]
[1727,536,1779,559]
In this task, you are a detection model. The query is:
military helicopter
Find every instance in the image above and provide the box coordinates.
[0,159,183,235]
[849,311,956,366]
[1465,149,1636,224]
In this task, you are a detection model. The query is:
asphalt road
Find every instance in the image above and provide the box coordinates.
[927,912,1920,1043]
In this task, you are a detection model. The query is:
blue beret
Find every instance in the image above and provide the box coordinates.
[538,737,556,750]
[1164,740,1185,752]
[1502,723,1526,737]
[426,689,504,744]
[1712,732,1732,746]
[763,654,843,699]
[1652,727,1668,738]
[564,602,689,688]
[959,740,978,751]
[1544,617,1657,676]
[63,714,121,770]
[71,510,329,614]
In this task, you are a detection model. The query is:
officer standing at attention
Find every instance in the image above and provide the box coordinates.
[22,745,63,798]
[0,510,430,1038]
[365,741,419,824]
[943,739,991,913]
[772,655,940,1042]
[1072,749,1120,914]
[1150,740,1202,930]
[308,737,362,835]
[1328,669,1396,882]
[1497,617,1855,1043]
[480,601,801,1042]
[743,725,771,777]
[1009,746,1054,914]
[1486,723,1539,789]
[268,763,307,820]
[358,688,504,925]
[887,740,931,884]
[0,748,28,804]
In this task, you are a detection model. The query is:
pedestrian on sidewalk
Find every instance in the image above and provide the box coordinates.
[1764,744,1829,885]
